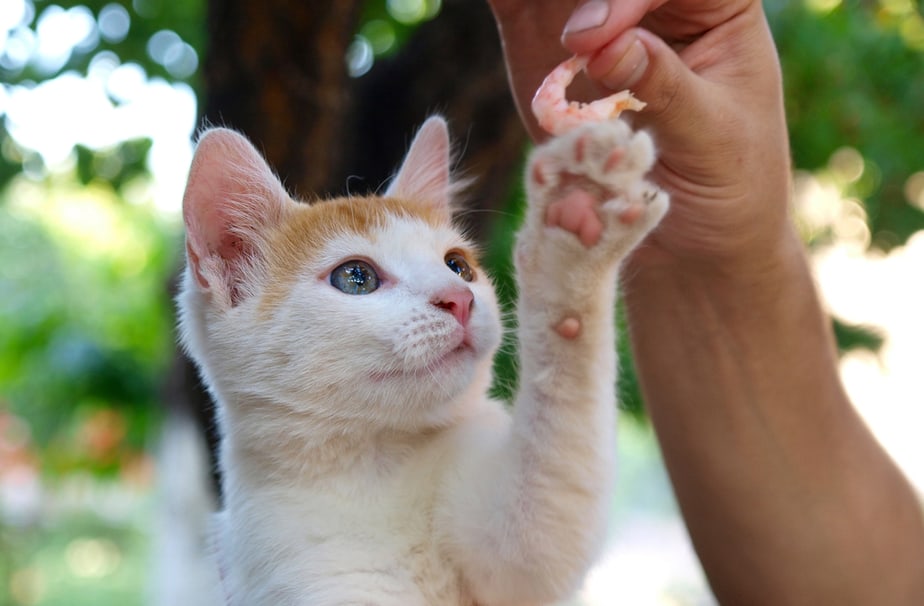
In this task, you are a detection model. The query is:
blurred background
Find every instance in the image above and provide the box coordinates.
[0,0,922,604]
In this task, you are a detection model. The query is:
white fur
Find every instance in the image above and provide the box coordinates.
[177,117,668,605]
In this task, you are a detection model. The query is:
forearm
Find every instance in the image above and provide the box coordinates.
[624,229,924,604]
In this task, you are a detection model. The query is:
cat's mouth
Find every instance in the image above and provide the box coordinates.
[371,339,475,382]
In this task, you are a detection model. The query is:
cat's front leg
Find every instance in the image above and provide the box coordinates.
[512,119,668,593]
[444,120,668,605]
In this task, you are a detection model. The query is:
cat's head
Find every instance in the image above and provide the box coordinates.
[177,117,502,432]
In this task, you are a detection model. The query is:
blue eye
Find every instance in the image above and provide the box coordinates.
[330,260,380,295]
[445,251,474,282]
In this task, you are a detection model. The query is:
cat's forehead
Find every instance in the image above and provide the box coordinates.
[294,195,446,234]
[267,194,460,272]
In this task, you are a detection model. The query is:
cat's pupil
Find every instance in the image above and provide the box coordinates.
[331,260,380,295]
[445,252,474,282]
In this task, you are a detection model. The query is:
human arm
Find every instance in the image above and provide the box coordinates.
[627,231,924,604]
[487,0,924,603]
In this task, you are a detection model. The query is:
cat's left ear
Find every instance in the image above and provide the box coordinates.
[182,128,289,307]
[385,116,452,213]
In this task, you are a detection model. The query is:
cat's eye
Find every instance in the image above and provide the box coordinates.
[330,260,380,295]
[445,252,474,282]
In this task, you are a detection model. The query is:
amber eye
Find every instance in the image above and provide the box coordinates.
[330,260,380,295]
[445,251,474,282]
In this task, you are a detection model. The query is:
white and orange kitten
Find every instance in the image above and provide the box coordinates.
[177,116,667,605]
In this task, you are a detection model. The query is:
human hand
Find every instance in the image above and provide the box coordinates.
[487,0,795,275]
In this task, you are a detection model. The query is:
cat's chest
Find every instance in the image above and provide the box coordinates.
[283,533,469,606]
[230,446,472,604]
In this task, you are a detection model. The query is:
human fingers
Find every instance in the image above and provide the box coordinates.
[561,0,756,54]
[585,1,784,173]
[585,27,716,149]
[561,0,666,54]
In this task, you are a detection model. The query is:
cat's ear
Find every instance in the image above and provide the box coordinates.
[385,116,452,212]
[182,127,289,307]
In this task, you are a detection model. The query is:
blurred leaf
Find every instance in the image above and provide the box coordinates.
[770,0,924,250]
[832,316,886,354]
[3,0,204,87]
[74,138,152,190]
[0,180,178,474]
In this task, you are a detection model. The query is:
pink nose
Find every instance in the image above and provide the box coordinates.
[432,288,474,327]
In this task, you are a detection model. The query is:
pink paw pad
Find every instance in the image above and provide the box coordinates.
[545,189,603,247]
[617,202,645,225]
[574,136,587,164]
[555,316,581,339]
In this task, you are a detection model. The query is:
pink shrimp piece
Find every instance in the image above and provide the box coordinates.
[531,55,646,136]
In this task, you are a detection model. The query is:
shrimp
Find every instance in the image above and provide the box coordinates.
[531,55,646,136]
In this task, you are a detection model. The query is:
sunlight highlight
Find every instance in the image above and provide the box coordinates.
[4,72,195,214]
[7,178,155,276]
[65,537,122,578]
[796,154,924,495]
[813,234,924,493]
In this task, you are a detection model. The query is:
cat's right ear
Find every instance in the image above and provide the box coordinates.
[182,128,289,307]
[385,116,453,213]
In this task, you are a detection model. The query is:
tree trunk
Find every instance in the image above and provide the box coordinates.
[343,0,527,242]
[202,0,364,197]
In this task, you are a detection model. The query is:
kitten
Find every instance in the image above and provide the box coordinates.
[177,116,667,605]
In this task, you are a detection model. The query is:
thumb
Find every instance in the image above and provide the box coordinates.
[586,28,716,145]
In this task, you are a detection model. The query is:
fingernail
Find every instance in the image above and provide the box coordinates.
[563,0,609,35]
[602,38,648,90]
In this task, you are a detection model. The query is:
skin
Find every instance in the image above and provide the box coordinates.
[486,0,924,603]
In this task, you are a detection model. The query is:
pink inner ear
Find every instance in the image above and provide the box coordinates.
[385,116,452,211]
[186,241,209,289]
[182,128,287,305]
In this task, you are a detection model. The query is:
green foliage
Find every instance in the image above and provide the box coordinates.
[770,0,924,249]
[0,0,199,481]
[349,0,442,75]
[2,0,204,86]
[357,0,439,56]
[0,0,203,191]
[481,157,524,407]
[0,173,172,604]
[0,178,180,475]
[832,317,886,354]
[0,505,150,606]
[74,138,152,191]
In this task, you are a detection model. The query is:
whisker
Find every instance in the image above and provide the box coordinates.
[344,174,364,197]
[453,208,519,220]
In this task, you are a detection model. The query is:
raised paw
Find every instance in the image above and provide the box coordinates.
[525,119,668,258]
